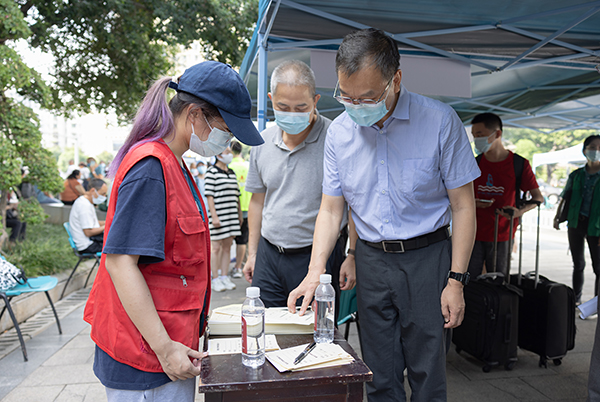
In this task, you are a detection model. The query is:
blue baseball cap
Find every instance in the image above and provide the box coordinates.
[173,61,264,146]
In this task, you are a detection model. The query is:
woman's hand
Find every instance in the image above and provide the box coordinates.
[154,340,207,381]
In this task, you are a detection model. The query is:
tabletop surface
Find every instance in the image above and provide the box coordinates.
[199,331,372,393]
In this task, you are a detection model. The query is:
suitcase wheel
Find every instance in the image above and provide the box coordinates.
[538,357,548,368]
[505,361,516,371]
[553,358,562,366]
[482,364,491,373]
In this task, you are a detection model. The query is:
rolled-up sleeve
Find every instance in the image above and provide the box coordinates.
[322,128,343,197]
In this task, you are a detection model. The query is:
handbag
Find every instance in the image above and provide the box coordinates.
[6,209,18,220]
[557,189,571,224]
[0,259,27,291]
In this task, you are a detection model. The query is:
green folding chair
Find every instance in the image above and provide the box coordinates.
[337,288,359,340]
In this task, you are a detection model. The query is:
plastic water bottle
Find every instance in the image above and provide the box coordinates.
[314,274,335,343]
[241,287,265,368]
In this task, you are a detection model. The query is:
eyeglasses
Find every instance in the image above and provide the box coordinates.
[205,116,233,136]
[333,77,393,106]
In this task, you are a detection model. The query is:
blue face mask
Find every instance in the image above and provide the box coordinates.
[343,88,391,127]
[198,165,207,175]
[274,110,312,135]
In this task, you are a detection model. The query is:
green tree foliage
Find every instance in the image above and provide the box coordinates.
[503,128,594,154]
[513,139,538,162]
[1,0,258,246]
[1,0,60,241]
[503,128,597,183]
[21,0,258,120]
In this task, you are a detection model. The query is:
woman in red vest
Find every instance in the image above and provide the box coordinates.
[83,61,263,401]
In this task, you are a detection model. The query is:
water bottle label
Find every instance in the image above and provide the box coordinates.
[241,316,247,354]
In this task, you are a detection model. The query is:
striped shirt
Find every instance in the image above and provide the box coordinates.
[205,165,241,241]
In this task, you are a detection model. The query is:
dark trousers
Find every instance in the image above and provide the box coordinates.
[6,217,26,242]
[355,238,452,402]
[568,216,600,303]
[467,240,510,278]
[80,234,104,254]
[252,235,345,315]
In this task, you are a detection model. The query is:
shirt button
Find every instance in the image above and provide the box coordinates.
[379,130,383,134]
[380,160,384,164]
[385,219,389,223]
[381,190,386,194]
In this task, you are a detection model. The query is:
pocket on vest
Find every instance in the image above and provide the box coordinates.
[173,216,206,264]
[140,286,205,354]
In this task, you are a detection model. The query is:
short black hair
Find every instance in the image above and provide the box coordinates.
[89,178,106,191]
[231,140,242,155]
[471,113,503,132]
[336,28,400,81]
[583,135,600,151]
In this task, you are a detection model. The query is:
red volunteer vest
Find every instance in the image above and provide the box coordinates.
[83,140,211,372]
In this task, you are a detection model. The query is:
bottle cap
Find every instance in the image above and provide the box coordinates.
[319,274,332,284]
[246,287,260,298]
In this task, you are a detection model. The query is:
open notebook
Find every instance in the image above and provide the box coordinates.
[266,343,354,373]
[208,304,314,335]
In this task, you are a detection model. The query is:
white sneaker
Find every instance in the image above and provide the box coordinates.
[230,268,243,278]
[211,277,226,292]
[220,276,236,290]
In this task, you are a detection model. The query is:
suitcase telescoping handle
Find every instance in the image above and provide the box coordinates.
[516,200,542,287]
[493,208,516,281]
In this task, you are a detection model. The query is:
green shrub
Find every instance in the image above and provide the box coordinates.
[3,223,78,277]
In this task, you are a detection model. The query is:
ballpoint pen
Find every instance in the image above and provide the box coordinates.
[294,341,317,365]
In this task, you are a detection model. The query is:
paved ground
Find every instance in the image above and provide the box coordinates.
[0,211,598,401]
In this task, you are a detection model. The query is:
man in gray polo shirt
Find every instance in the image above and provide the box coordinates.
[243,60,352,308]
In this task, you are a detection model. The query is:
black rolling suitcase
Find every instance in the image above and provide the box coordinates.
[510,201,576,368]
[453,209,521,372]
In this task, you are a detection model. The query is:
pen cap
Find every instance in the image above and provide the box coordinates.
[246,287,260,298]
[319,274,332,284]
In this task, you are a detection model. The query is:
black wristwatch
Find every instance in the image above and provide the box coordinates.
[447,271,470,286]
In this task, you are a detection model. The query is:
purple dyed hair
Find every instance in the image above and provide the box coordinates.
[108,77,220,177]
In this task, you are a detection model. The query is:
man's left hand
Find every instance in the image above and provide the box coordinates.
[339,255,356,290]
[497,205,522,220]
[441,280,465,328]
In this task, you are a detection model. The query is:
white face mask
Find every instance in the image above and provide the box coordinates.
[189,117,233,157]
[586,149,600,163]
[217,153,234,165]
[92,190,107,205]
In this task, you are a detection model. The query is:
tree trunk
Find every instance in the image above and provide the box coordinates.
[0,189,8,248]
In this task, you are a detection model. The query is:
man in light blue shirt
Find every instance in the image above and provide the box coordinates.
[288,28,479,402]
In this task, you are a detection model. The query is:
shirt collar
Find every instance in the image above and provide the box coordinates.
[389,84,410,121]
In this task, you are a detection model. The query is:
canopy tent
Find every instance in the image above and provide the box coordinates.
[241,0,600,132]
[532,143,586,168]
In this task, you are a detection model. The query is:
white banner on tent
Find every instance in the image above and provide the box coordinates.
[310,50,471,98]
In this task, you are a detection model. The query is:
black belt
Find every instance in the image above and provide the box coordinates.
[264,238,312,255]
[363,225,450,253]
